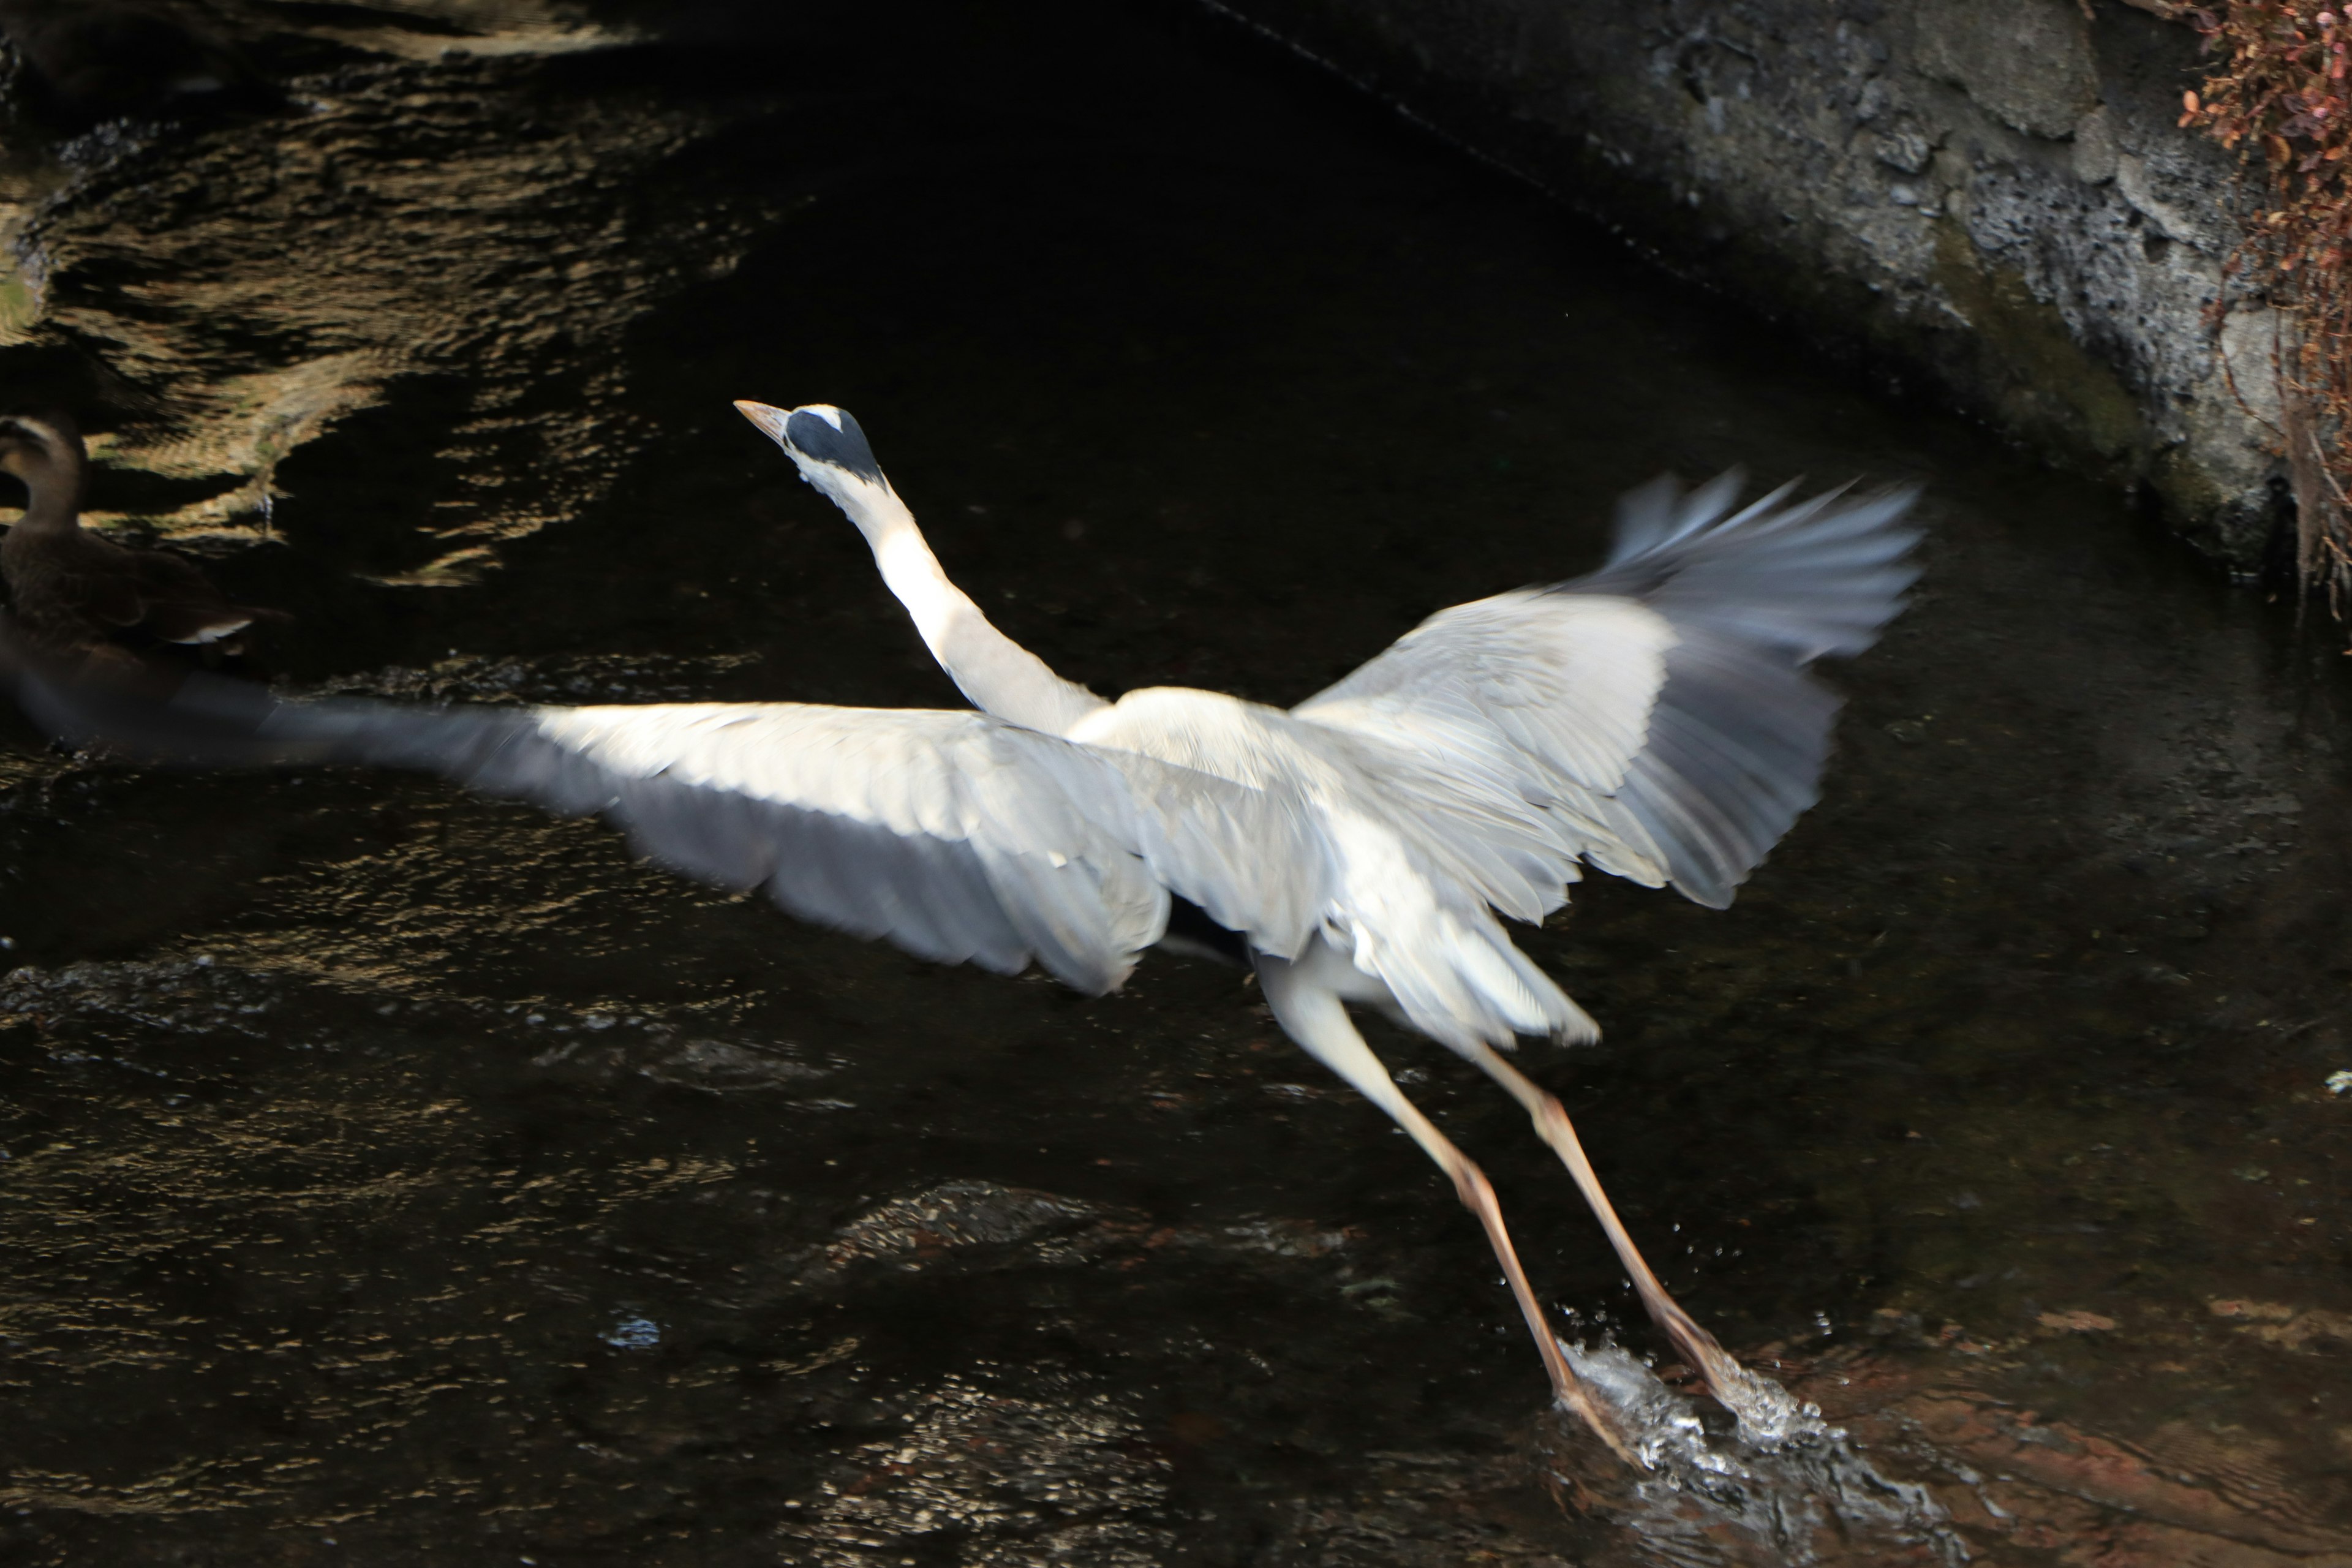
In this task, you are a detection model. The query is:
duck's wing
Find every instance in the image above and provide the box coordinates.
[125,549,273,644]
[12,668,1305,993]
[4,539,145,632]
[1293,475,1919,909]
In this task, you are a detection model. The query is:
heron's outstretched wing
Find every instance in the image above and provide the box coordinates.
[1294,475,1919,908]
[15,670,1312,993]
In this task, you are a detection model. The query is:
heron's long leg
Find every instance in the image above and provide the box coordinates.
[1463,1043,1758,1416]
[1255,951,1637,1465]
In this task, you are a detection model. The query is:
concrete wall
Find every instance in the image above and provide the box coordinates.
[1210,0,2285,567]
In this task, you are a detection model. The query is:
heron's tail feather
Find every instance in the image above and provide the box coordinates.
[1342,899,1598,1052]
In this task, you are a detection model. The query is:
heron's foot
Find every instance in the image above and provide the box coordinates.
[1548,1359,1645,1466]
[1648,1296,1747,1407]
[1694,1353,1820,1447]
[1502,1082,1782,1441]
[1647,1300,1820,1445]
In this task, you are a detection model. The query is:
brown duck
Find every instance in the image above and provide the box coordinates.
[0,410,284,671]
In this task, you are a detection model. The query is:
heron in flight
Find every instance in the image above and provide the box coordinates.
[10,402,1917,1462]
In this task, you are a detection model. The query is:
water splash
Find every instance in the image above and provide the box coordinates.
[1564,1342,1964,1566]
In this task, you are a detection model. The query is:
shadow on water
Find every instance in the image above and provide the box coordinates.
[2,0,2351,1562]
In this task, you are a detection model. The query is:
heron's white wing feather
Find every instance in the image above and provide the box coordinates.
[18,673,1311,994]
[1077,688,1603,1049]
[1295,477,1919,909]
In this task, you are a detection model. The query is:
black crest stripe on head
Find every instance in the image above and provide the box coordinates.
[785,408,884,483]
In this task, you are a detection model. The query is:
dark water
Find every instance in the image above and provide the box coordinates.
[3,2,2351,1562]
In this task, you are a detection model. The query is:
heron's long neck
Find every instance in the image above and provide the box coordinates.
[855,490,1107,736]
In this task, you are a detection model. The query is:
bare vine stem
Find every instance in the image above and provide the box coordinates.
[2182,2,2352,613]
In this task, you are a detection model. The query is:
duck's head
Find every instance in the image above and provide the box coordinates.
[0,410,85,490]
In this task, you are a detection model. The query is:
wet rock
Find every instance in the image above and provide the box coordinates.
[2035,1308,2119,1332]
[1770,1345,2352,1562]
[775,1373,1176,1566]
[1194,1214,1354,1259]
[800,1182,1371,1300]
[310,650,763,705]
[1915,0,2101,140]
[530,1027,838,1095]
[1261,1445,1586,1566]
[0,953,277,1038]
[814,1180,1146,1279]
[2209,1297,2352,1354]
[635,1036,831,1092]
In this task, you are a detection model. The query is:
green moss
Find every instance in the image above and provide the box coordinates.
[0,268,39,346]
[1930,222,2147,469]
[2149,440,2225,513]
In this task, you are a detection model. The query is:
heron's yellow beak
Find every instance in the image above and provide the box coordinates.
[733,399,789,443]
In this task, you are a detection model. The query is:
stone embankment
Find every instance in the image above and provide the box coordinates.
[1213,0,2282,567]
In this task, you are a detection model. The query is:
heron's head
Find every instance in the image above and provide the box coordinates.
[734,399,891,503]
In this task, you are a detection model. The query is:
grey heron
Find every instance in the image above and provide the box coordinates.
[9,402,1918,1462]
[0,410,287,671]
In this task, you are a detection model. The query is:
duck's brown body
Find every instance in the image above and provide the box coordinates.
[0,412,284,670]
